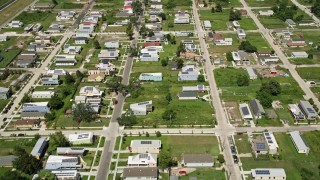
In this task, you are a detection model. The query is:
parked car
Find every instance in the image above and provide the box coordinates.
[233,155,239,163]
[230,146,237,154]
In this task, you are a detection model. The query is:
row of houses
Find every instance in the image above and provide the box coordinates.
[288,100,318,121]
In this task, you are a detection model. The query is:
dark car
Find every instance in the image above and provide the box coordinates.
[230,146,237,154]
[17,133,25,137]
[233,155,239,163]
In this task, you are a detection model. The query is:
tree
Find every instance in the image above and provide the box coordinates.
[216,3,222,12]
[64,74,75,84]
[261,80,281,96]
[148,30,155,37]
[129,47,138,57]
[156,131,162,137]
[0,170,27,180]
[38,170,56,180]
[124,78,143,98]
[73,103,97,124]
[176,58,184,69]
[94,40,101,49]
[166,93,172,103]
[176,43,186,56]
[295,14,304,22]
[238,41,257,53]
[161,58,168,67]
[229,8,242,21]
[52,0,57,5]
[44,112,56,121]
[166,1,176,9]
[34,133,41,141]
[60,86,71,98]
[167,22,174,28]
[48,95,64,110]
[236,74,250,86]
[48,131,70,154]
[76,70,84,79]
[117,110,137,127]
[309,98,315,105]
[13,147,41,175]
[162,109,177,121]
[218,154,225,163]
[312,0,320,17]
[165,34,171,42]
[197,74,205,82]
[21,93,32,103]
[226,51,234,61]
[106,76,123,93]
[126,23,134,39]
[145,132,150,137]
[158,150,176,169]
[300,167,315,180]
[170,35,176,44]
[256,90,273,108]
[159,13,167,20]
[211,7,215,13]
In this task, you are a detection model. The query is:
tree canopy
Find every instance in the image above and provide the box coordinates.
[158,150,177,169]
[48,95,64,110]
[73,103,97,124]
[162,109,177,121]
[106,76,123,93]
[117,110,137,127]
[238,41,257,53]
[48,131,70,154]
[236,74,250,86]
[229,8,242,21]
[312,0,320,17]
[13,147,41,175]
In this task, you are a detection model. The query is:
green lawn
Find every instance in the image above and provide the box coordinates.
[0,99,9,112]
[0,0,35,26]
[0,49,21,68]
[14,11,56,30]
[179,168,226,180]
[245,0,290,7]
[199,10,230,30]
[245,32,272,51]
[121,136,220,160]
[258,16,288,29]
[297,67,320,82]
[0,138,37,155]
[234,134,252,154]
[241,132,320,180]
[82,151,95,167]
[38,0,84,9]
[0,0,10,6]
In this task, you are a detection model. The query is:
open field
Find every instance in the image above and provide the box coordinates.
[234,134,252,154]
[245,32,272,51]
[38,0,84,9]
[241,131,320,180]
[0,0,11,7]
[245,0,292,7]
[179,168,226,180]
[14,11,56,30]
[0,0,35,26]
[199,10,230,30]
[0,138,37,155]
[121,136,220,160]
[297,67,320,82]
[0,49,21,68]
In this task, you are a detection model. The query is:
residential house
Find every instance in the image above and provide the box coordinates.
[175,31,193,37]
[139,73,162,81]
[68,132,93,145]
[46,69,68,76]
[74,96,86,104]
[75,37,88,44]
[298,20,316,26]
[87,73,105,82]
[140,53,159,61]
[35,36,51,44]
[123,167,158,180]
[31,137,48,159]
[146,37,161,42]
[127,153,157,167]
[239,103,253,120]
[174,13,190,24]
[203,20,212,30]
[182,85,207,93]
[149,8,163,15]
[263,132,279,154]
[251,135,269,157]
[150,1,162,9]
[63,44,82,54]
[198,0,205,7]
[0,155,17,167]
[145,23,162,31]
[140,47,159,55]
[45,156,81,170]
[246,67,257,80]
[21,102,50,119]
[23,24,33,32]
[33,23,42,32]
[285,19,296,27]
[8,21,23,28]
[237,29,246,39]
[55,55,77,66]
[104,40,120,49]
[79,86,102,97]
[288,104,305,120]
[16,54,38,68]
[232,51,249,65]
[32,91,55,99]
[291,51,308,58]
[56,147,86,157]
[56,11,76,21]
[41,75,59,85]
[115,12,131,18]
[185,43,197,52]
[249,99,265,119]
[129,140,161,153]
[214,34,233,45]
[289,131,310,154]
[149,15,162,22]
[287,38,306,47]
[208,31,214,40]
[178,64,199,81]
[258,10,274,16]
[51,170,81,180]
[14,119,40,129]
[181,154,214,167]
[0,35,7,42]
[233,21,241,29]
[0,87,9,100]
[178,91,198,100]
[251,168,286,180]
[130,101,153,116]
[47,23,65,33]
[98,49,120,60]
[298,100,317,120]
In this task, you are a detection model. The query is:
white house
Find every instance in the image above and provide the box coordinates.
[203,20,212,30]
[75,37,88,44]
[182,85,207,92]
[239,103,253,120]
[150,2,162,9]
[140,47,159,55]
[127,153,157,167]
[32,91,55,99]
[55,55,77,66]
[174,13,190,24]
[181,154,214,167]
[237,29,246,39]
[63,44,82,54]
[51,170,80,180]
[214,38,233,46]
[178,64,199,81]
[21,102,50,114]
[289,131,310,154]
[246,67,257,80]
[139,73,162,81]
[8,21,23,28]
[130,101,153,115]
[233,21,241,29]
[263,132,279,155]
[68,132,93,145]
[79,86,102,97]
[130,140,161,153]
[259,10,274,16]
[45,156,81,170]
[251,168,286,180]
[291,51,308,58]
[140,53,159,61]
[104,40,120,49]
[0,35,7,42]
[288,104,305,120]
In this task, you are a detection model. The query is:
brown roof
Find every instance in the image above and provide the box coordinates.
[256,50,272,55]
[214,33,223,40]
[183,154,214,164]
[123,167,158,178]
[143,42,161,47]
[287,43,306,47]
[15,119,39,126]
[88,73,105,80]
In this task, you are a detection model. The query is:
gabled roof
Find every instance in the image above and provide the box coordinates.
[183,154,214,164]
[123,167,158,178]
[249,99,265,115]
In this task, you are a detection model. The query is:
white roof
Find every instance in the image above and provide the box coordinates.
[130,101,152,112]
[233,21,240,27]
[128,153,157,165]
[263,132,279,149]
[292,51,308,56]
[140,73,162,77]
[75,95,86,101]
[237,29,246,35]
[203,20,211,28]
[32,91,54,95]
[239,103,253,119]
[51,170,78,178]
[130,140,161,148]
[23,102,48,107]
[246,67,256,77]
[225,38,233,42]
[251,168,286,178]
[288,104,303,115]
[289,131,309,151]
[79,86,101,95]
[68,132,93,142]
[47,155,78,163]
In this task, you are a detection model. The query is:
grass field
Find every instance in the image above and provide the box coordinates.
[234,134,252,154]
[199,10,230,30]
[297,67,320,82]
[0,0,10,7]
[14,11,56,30]
[258,16,288,29]
[0,138,37,155]
[121,136,220,160]
[179,168,226,180]
[0,49,21,68]
[245,32,272,51]
[241,132,320,180]
[38,0,84,9]
[245,0,291,7]
[0,0,35,26]
[0,99,9,112]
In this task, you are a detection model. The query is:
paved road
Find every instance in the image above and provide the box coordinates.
[239,0,320,109]
[291,0,320,24]
[0,0,95,126]
[95,14,141,180]
[192,0,241,179]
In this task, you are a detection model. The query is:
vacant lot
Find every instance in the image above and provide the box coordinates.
[0,49,21,68]
[179,168,226,180]
[0,138,37,155]
[234,134,251,154]
[297,67,320,82]
[0,0,35,26]
[241,132,320,180]
[14,11,56,29]
[246,32,272,51]
[38,0,84,9]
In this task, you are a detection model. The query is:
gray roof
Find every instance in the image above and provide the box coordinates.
[299,100,317,117]
[57,147,85,155]
[251,168,286,178]
[130,140,161,148]
[21,111,47,118]
[31,137,48,157]
[0,155,17,166]
[123,167,158,178]
[289,131,309,151]
[252,136,268,151]
[0,87,9,93]
[179,91,198,98]
[183,154,214,164]
[249,99,265,116]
